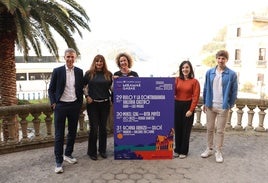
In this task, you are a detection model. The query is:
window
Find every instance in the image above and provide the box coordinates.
[236,72,240,84]
[16,73,27,81]
[258,48,266,60]
[257,73,264,82]
[29,72,51,80]
[235,49,241,60]
[236,28,241,37]
[15,56,57,63]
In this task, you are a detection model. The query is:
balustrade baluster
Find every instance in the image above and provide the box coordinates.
[0,118,2,144]
[255,105,267,132]
[19,113,30,143]
[234,104,244,131]
[31,112,42,141]
[245,105,255,131]
[78,110,87,136]
[194,104,203,129]
[43,111,53,139]
[225,109,233,130]
[107,104,114,134]
[6,115,17,144]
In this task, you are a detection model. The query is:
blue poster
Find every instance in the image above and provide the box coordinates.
[113,77,174,160]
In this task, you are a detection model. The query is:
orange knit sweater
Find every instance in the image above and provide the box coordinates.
[174,77,200,112]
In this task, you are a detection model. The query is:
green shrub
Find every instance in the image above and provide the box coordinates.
[241,82,254,93]
[17,98,49,105]
[18,99,31,105]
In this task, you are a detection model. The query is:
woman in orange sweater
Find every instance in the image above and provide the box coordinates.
[174,60,200,159]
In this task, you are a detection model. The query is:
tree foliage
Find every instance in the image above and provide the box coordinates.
[0,0,90,60]
[202,54,217,67]
[0,0,90,106]
[200,26,227,67]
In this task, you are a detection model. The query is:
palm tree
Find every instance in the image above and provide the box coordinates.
[0,0,90,106]
[0,0,90,140]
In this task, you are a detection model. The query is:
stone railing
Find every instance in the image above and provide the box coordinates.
[0,98,267,154]
[193,98,268,132]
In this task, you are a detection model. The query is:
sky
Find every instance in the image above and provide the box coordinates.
[18,0,268,76]
[76,0,268,62]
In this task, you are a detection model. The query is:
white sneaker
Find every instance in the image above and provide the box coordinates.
[215,151,224,163]
[55,164,63,174]
[64,155,77,164]
[179,154,187,159]
[201,148,213,158]
[173,152,179,158]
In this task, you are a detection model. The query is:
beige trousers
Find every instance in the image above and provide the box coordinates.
[206,107,228,151]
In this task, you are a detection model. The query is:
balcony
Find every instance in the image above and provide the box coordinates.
[233,60,242,67]
[256,60,267,68]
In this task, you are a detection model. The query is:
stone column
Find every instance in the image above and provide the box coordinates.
[225,109,233,131]
[234,104,244,131]
[19,113,30,143]
[255,105,266,132]
[193,104,203,129]
[245,105,255,131]
[43,110,53,140]
[32,112,41,141]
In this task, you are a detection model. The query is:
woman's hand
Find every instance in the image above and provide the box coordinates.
[185,111,192,117]
[86,96,93,104]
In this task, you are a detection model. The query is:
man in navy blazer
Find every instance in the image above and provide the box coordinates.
[48,48,84,174]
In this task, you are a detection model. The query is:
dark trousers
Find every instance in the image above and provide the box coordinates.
[54,101,81,164]
[174,100,194,155]
[87,101,110,156]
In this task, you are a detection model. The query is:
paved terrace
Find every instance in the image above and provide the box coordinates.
[0,131,267,183]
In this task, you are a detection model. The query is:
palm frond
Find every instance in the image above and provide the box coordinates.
[1,0,91,59]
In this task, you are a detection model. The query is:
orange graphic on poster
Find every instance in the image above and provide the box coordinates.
[117,133,123,139]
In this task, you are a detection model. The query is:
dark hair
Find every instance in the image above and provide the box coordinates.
[216,50,229,60]
[179,60,195,80]
[115,52,134,68]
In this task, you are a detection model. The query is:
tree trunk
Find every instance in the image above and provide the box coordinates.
[0,38,17,106]
[0,12,18,141]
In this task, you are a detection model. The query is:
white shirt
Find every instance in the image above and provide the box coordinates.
[212,69,223,108]
[60,66,77,102]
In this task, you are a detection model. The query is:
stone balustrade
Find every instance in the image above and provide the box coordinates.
[192,98,268,132]
[0,98,267,154]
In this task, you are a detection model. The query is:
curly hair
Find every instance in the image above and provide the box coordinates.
[115,52,134,68]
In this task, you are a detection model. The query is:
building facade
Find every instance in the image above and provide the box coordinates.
[226,9,268,99]
[15,56,72,100]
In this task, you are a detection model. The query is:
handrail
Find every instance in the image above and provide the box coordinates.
[0,98,267,154]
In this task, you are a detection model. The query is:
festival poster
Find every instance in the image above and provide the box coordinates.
[113,77,174,160]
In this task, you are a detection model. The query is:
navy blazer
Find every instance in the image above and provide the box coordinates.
[48,65,84,105]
